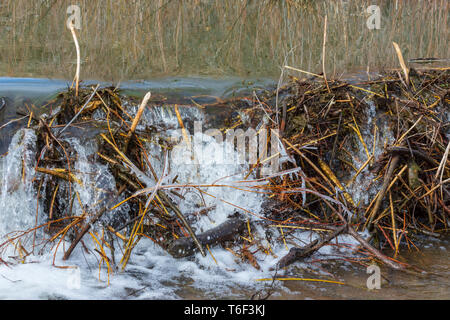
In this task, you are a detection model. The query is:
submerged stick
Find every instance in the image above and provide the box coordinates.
[346,225,405,270]
[158,190,206,257]
[36,167,82,185]
[330,197,406,270]
[63,205,108,261]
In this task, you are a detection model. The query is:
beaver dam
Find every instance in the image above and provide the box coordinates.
[0,66,449,299]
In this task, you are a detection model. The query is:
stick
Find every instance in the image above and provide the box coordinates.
[168,217,245,258]
[386,146,438,166]
[286,185,406,270]
[346,225,405,270]
[63,205,107,260]
[101,133,206,257]
[123,91,151,153]
[276,225,347,269]
[435,140,450,181]
[392,42,410,86]
[367,155,400,229]
[158,190,206,257]
[57,84,100,137]
[69,22,80,97]
[326,198,406,270]
[322,15,330,93]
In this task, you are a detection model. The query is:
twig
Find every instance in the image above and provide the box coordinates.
[57,85,100,137]
[346,225,405,270]
[435,140,450,182]
[101,133,206,257]
[63,205,108,260]
[386,146,439,166]
[123,91,151,153]
[392,42,410,87]
[367,155,400,229]
[329,112,342,165]
[276,225,347,269]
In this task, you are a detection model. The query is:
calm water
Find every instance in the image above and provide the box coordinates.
[0,0,448,81]
[280,242,450,300]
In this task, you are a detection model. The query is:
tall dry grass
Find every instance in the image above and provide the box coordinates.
[0,0,448,81]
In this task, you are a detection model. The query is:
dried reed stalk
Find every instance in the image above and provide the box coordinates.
[69,22,80,97]
[123,91,151,153]
[322,15,330,93]
[392,42,410,86]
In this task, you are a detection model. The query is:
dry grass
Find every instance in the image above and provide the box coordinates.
[0,0,448,81]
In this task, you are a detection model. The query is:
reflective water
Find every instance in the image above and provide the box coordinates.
[279,242,450,300]
[0,1,448,81]
[0,76,275,154]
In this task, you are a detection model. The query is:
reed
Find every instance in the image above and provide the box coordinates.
[69,22,81,96]
[0,0,447,80]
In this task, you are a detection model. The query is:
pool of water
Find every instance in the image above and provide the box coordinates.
[278,241,450,300]
[1,1,448,81]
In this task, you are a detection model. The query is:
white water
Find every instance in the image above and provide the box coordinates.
[0,129,38,237]
[0,106,364,300]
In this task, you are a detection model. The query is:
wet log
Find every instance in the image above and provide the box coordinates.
[167,217,246,258]
[275,225,347,269]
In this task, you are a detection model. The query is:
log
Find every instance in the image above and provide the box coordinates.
[276,225,347,269]
[167,217,245,258]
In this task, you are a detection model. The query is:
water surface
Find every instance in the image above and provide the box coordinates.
[0,0,448,81]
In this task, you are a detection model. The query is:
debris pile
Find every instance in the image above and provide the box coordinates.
[0,67,448,276]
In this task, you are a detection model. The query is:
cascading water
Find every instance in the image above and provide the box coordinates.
[0,129,39,239]
[1,74,447,299]
[0,106,285,299]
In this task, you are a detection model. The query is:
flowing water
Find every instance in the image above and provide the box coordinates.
[0,1,449,300]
